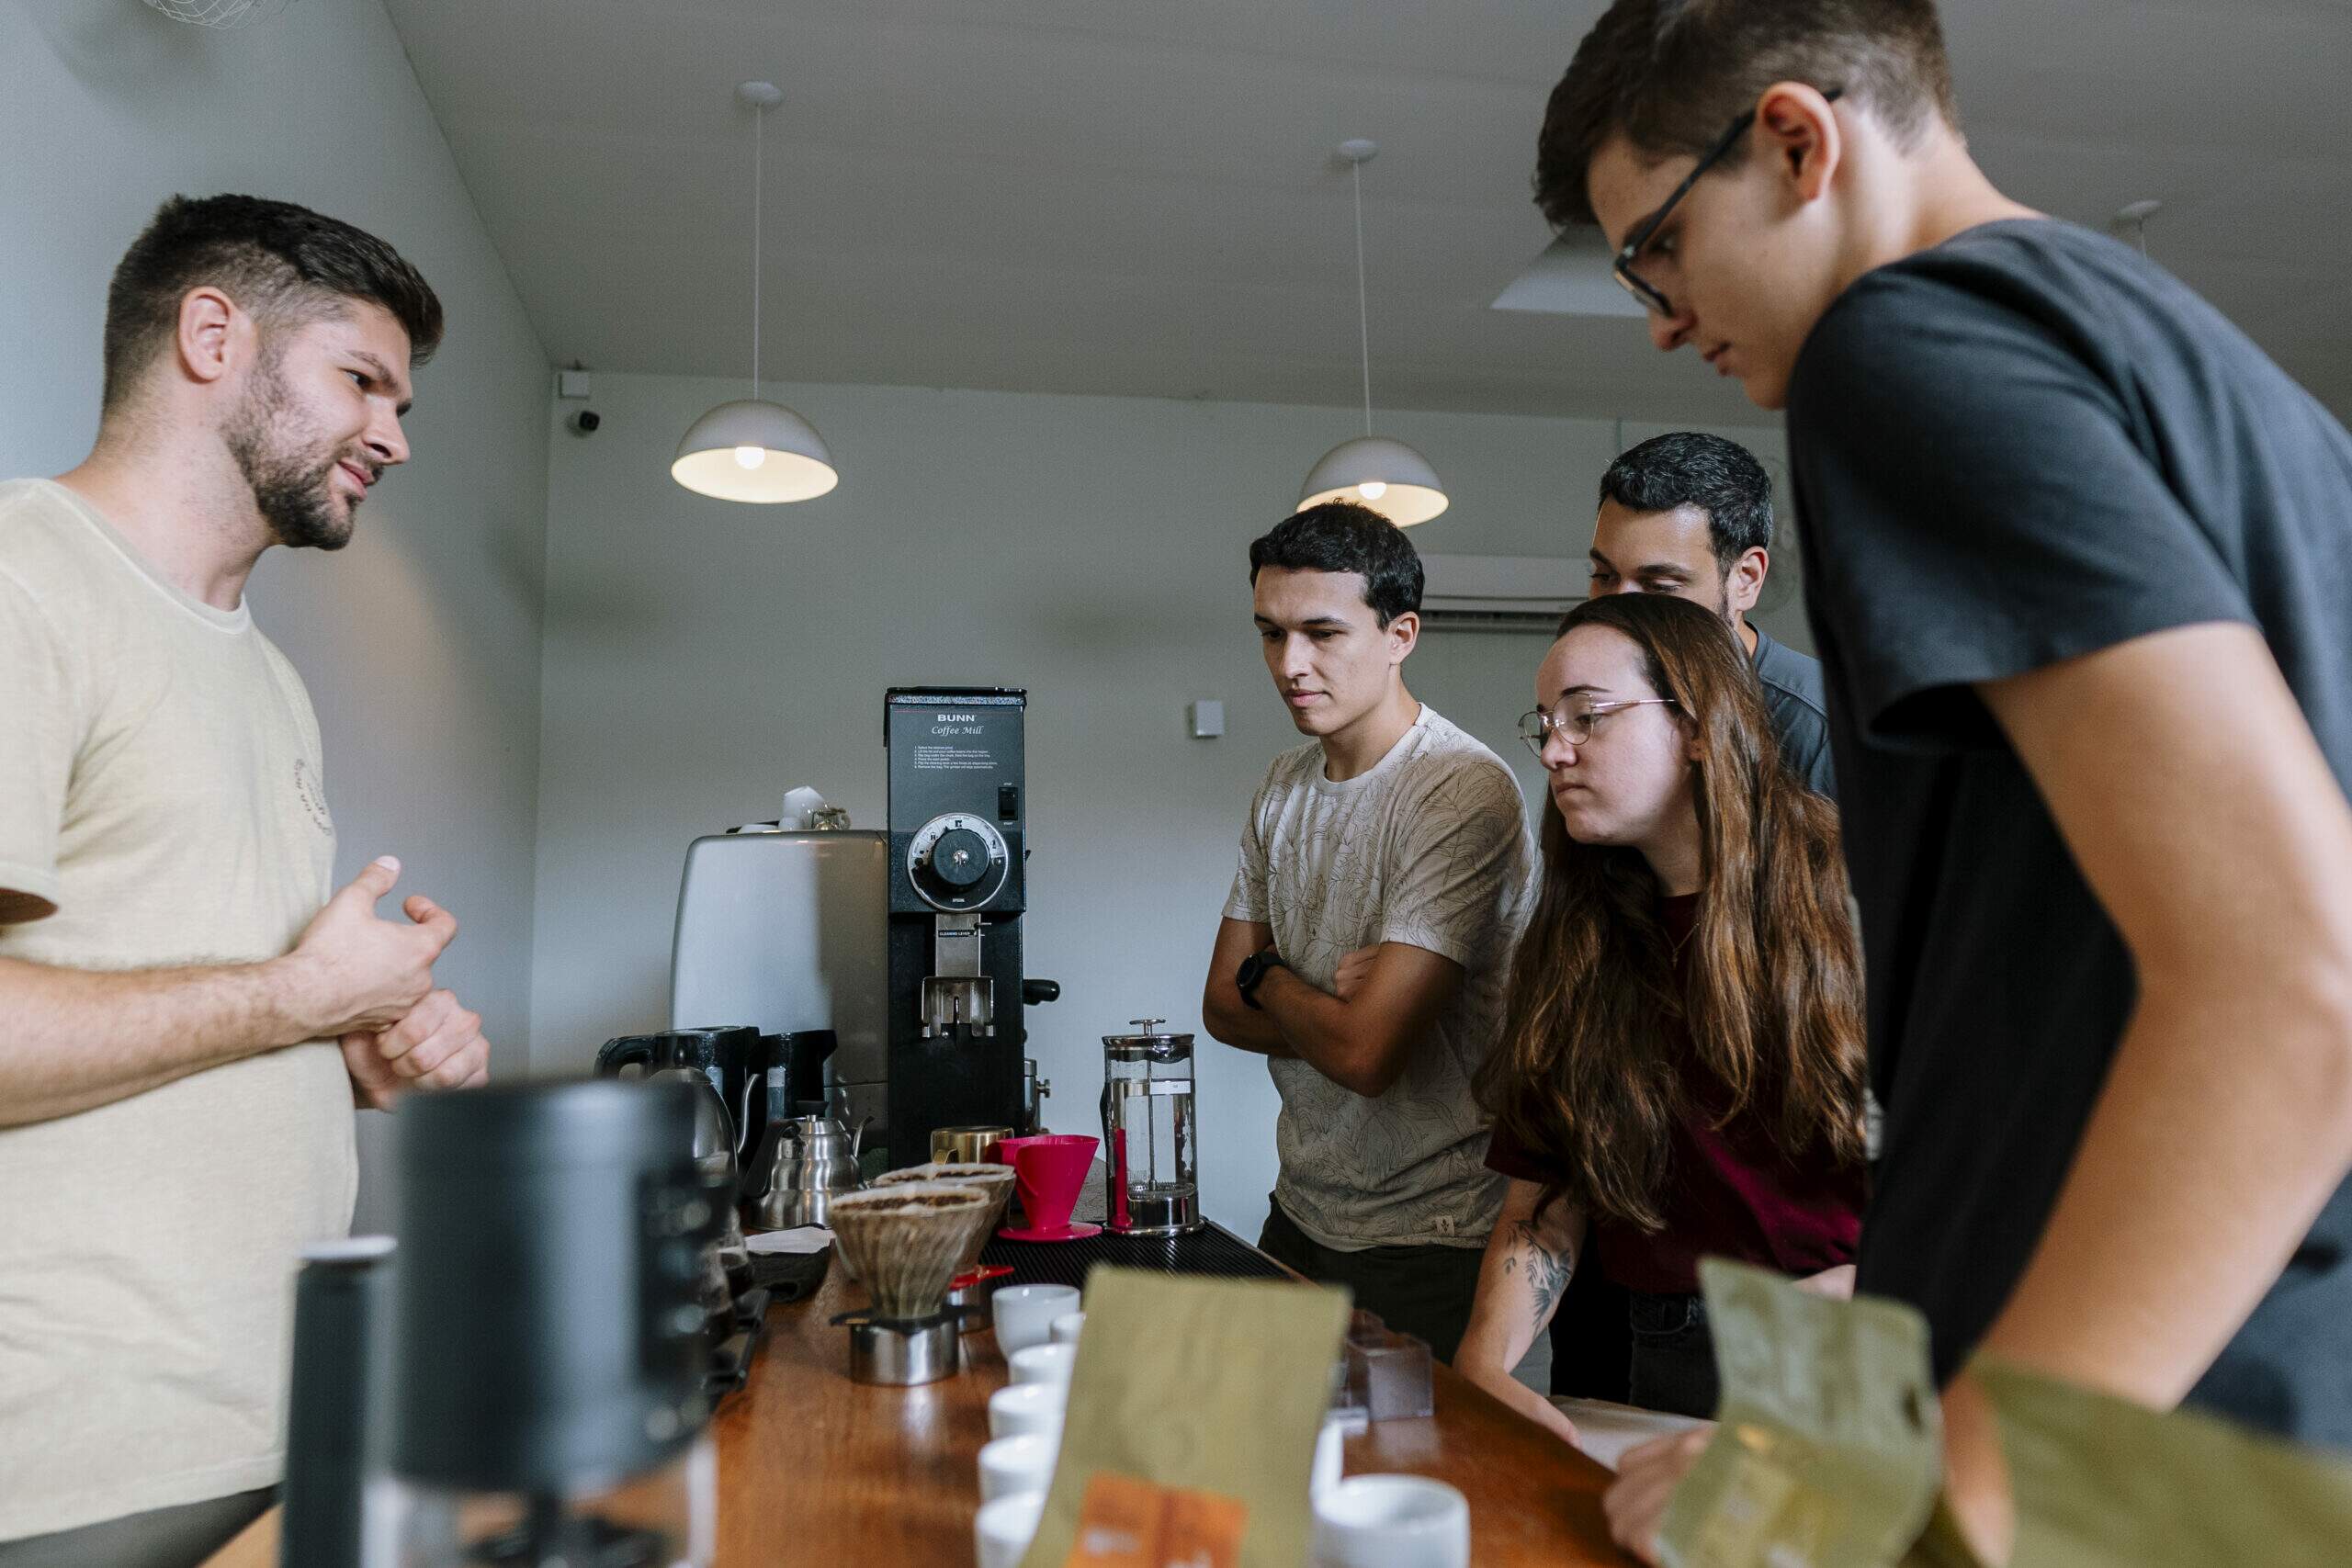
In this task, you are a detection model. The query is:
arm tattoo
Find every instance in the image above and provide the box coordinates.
[1509,1219,1572,1329]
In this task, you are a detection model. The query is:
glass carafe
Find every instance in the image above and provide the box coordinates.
[1099,1019,1201,1235]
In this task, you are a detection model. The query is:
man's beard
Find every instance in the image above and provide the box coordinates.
[223,357,360,552]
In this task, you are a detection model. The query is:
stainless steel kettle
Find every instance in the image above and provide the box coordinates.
[745,1114,865,1230]
[649,1066,750,1332]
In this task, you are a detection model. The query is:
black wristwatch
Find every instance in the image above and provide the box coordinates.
[1236,947,1286,1010]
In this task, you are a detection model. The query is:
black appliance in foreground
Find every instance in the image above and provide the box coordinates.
[390,1080,717,1565]
[885,687,1057,1164]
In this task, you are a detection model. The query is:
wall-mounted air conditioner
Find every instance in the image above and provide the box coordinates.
[1418,554,1586,633]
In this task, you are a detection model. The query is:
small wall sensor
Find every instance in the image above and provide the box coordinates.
[557,369,593,400]
[1189,700,1226,739]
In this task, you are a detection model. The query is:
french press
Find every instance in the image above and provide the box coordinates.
[1098,1019,1201,1235]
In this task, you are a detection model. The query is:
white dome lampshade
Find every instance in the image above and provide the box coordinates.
[672,399,839,503]
[1297,434,1448,526]
[674,82,840,506]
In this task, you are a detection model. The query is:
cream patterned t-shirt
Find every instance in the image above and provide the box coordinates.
[1225,705,1533,1251]
[0,479,354,1540]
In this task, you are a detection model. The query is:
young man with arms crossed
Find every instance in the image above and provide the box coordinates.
[1201,502,1534,1364]
[1536,2,2352,1559]
[0,196,491,1568]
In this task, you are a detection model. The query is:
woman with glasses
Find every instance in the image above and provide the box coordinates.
[1453,592,1867,1433]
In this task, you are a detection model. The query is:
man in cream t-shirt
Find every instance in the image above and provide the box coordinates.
[1201,502,1533,1363]
[0,197,490,1567]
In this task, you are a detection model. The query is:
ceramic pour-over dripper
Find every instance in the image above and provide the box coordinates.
[826,1184,992,1321]
[871,1163,1017,1272]
[1002,1134,1100,1241]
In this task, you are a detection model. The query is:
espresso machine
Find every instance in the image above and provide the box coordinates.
[669,824,889,1137]
[885,687,1057,1164]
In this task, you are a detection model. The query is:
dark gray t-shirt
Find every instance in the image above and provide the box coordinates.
[1788,218,2352,1445]
[1752,625,1836,800]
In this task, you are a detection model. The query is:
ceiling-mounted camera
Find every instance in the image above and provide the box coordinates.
[567,409,602,436]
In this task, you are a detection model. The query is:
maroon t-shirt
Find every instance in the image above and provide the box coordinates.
[1486,892,1863,1296]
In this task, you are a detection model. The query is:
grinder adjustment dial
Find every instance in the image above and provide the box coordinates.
[906,812,1010,910]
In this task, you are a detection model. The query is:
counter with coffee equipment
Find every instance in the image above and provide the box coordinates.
[196,688,1620,1566]
[203,1183,1625,1568]
[213,1035,1617,1566]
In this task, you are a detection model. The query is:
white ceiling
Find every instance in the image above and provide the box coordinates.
[382,0,2352,423]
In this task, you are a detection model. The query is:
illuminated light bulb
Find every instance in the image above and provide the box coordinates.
[1357,480,1388,501]
[733,446,766,469]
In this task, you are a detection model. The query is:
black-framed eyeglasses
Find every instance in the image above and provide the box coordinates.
[1611,86,1844,319]
[1518,697,1678,756]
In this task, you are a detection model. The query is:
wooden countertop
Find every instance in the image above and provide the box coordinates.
[208,1251,1623,1567]
[714,1262,1622,1565]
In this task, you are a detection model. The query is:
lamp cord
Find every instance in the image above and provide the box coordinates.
[1351,160,1373,435]
[752,102,763,402]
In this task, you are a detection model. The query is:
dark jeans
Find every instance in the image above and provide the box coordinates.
[1626,1290,1720,1417]
[0,1487,275,1568]
[1548,1263,1633,1402]
[1259,1200,1484,1364]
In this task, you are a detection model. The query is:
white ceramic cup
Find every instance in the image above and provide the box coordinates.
[1310,1412,1352,1501]
[1049,1309,1086,1346]
[974,1491,1046,1568]
[1008,1341,1076,1388]
[1309,1474,1470,1568]
[987,1380,1068,1440]
[991,1283,1080,1356]
[978,1430,1060,1504]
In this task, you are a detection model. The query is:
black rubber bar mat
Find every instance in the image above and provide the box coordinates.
[978,1224,1293,1291]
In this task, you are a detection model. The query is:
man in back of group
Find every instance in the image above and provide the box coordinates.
[1201,502,1533,1364]
[1537,0,2352,1558]
[0,195,490,1568]
[1587,430,1834,797]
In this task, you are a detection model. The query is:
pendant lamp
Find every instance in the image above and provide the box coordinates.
[1295,140,1447,526]
[673,82,840,504]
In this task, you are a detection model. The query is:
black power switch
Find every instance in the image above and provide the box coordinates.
[998,784,1019,822]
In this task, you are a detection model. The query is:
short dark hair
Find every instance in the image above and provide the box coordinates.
[1248,502,1424,626]
[102,194,444,412]
[1599,431,1773,571]
[1534,0,1959,230]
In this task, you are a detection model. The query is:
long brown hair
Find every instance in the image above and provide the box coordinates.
[1478,593,1866,1230]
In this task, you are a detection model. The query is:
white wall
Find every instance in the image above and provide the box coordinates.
[535,372,1797,1239]
[1,1,550,1226]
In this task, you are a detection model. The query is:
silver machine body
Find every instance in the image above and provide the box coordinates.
[669,828,890,1132]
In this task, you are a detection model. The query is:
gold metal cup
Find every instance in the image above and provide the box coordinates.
[930,1124,1012,1165]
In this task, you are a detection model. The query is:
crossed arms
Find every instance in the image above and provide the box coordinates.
[1200,916,1464,1099]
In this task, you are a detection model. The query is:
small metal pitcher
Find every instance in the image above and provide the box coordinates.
[745,1113,865,1230]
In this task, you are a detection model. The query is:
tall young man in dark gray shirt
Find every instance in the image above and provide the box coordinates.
[1539,1,2352,1559]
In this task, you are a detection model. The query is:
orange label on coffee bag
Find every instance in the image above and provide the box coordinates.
[1063,1471,1247,1568]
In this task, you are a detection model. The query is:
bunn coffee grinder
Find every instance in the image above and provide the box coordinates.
[885,688,1057,1165]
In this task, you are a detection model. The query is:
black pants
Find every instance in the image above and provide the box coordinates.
[1258,1200,1484,1364]
[1625,1290,1719,1417]
[1548,1263,1633,1402]
[0,1487,275,1568]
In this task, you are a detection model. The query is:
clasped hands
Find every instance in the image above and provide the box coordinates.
[286,854,490,1108]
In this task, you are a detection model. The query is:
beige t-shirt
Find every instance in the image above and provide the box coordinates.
[1225,705,1534,1251]
[0,479,354,1540]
